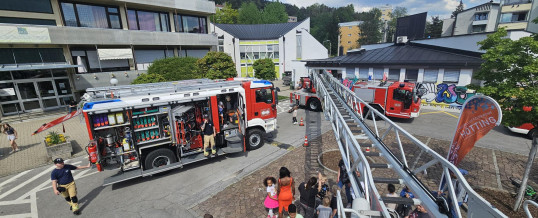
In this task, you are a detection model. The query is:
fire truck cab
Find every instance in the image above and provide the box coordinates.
[352,81,422,119]
[81,79,278,185]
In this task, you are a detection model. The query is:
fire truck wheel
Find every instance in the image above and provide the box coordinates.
[307,98,321,112]
[144,148,177,170]
[246,128,264,150]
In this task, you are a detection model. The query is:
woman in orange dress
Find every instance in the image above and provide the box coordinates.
[277,167,295,217]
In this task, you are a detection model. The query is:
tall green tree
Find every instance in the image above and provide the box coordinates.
[386,7,408,43]
[425,16,443,38]
[253,58,276,80]
[358,8,383,45]
[284,3,299,17]
[472,28,538,130]
[132,73,167,84]
[212,3,238,24]
[262,2,288,24]
[238,2,262,24]
[451,0,464,18]
[196,52,237,79]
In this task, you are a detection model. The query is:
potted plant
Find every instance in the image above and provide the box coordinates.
[44,131,72,160]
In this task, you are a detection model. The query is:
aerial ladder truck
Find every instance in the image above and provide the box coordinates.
[310,70,506,218]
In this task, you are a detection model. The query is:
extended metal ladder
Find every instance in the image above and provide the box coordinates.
[311,71,506,217]
[84,78,246,100]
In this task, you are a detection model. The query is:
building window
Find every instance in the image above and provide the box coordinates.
[423,69,438,82]
[373,68,384,80]
[60,2,121,29]
[473,25,486,33]
[127,9,170,32]
[296,35,302,59]
[474,12,488,21]
[500,12,527,23]
[0,0,53,13]
[405,69,418,81]
[71,49,129,73]
[443,69,460,83]
[503,0,532,5]
[359,68,369,79]
[388,69,400,81]
[174,14,207,33]
[0,48,65,65]
[0,17,56,26]
[218,37,224,52]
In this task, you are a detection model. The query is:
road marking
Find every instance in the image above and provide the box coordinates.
[18,162,85,201]
[442,111,459,119]
[0,170,30,193]
[0,213,32,218]
[0,199,31,206]
[421,111,459,119]
[30,192,37,218]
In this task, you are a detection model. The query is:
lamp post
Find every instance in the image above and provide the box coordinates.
[110,78,118,86]
[323,40,331,57]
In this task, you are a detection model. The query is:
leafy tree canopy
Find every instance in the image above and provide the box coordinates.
[212,3,238,24]
[147,57,200,81]
[472,28,538,128]
[132,73,167,84]
[262,2,288,24]
[425,16,443,39]
[358,8,383,45]
[196,52,237,79]
[253,58,276,80]
[238,2,262,24]
[451,0,464,18]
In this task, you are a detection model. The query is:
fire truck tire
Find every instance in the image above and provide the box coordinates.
[307,98,321,112]
[144,148,177,170]
[246,128,264,150]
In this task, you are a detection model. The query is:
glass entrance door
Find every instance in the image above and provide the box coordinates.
[37,81,60,109]
[16,82,41,112]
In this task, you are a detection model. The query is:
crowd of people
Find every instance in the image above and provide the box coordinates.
[263,162,433,218]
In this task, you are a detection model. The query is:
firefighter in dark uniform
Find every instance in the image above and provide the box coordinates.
[50,158,91,215]
[201,114,216,157]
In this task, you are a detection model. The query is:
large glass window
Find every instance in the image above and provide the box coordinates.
[0,83,17,101]
[174,14,207,33]
[71,49,130,73]
[127,9,170,32]
[0,0,53,13]
[359,68,369,79]
[60,2,121,29]
[373,68,384,80]
[474,13,488,21]
[423,69,438,82]
[2,48,65,65]
[500,12,528,23]
[388,69,400,81]
[443,69,460,83]
[296,35,302,59]
[0,17,56,26]
[55,79,71,95]
[12,70,52,80]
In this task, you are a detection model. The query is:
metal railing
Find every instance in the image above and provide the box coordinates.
[524,200,538,218]
[312,70,507,218]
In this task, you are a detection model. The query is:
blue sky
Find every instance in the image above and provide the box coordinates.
[280,0,499,19]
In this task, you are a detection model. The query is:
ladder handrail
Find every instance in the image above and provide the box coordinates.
[312,70,507,218]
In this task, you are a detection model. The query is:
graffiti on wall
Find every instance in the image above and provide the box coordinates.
[421,83,476,109]
[342,78,358,89]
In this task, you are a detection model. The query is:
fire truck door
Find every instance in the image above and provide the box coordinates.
[238,93,247,151]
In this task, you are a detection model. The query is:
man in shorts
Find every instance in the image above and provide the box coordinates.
[50,158,91,215]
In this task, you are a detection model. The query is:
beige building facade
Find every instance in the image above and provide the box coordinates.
[338,21,363,55]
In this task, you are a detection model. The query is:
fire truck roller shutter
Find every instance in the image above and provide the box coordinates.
[144,148,177,170]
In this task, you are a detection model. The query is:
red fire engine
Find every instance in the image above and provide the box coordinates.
[80,78,278,185]
[291,77,422,119]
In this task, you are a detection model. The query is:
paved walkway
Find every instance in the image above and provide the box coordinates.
[0,112,89,177]
[191,129,538,217]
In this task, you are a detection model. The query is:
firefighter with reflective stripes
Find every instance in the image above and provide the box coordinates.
[51,158,91,215]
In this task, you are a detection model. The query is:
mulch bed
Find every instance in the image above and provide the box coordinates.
[320,150,340,172]
[475,188,538,217]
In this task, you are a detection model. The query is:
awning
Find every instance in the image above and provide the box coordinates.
[98,48,133,60]
[0,64,82,72]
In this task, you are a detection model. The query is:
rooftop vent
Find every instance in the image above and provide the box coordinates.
[396,36,408,45]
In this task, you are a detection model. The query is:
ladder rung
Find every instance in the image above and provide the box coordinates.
[364,152,381,157]
[370,163,390,168]
[350,129,363,133]
[373,178,402,184]
[381,197,421,206]
[354,134,369,140]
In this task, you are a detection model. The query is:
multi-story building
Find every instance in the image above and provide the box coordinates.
[338,21,363,56]
[0,0,216,116]
[497,0,538,33]
[442,2,500,36]
[378,4,392,22]
[211,18,327,81]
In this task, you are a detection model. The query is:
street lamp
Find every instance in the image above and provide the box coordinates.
[323,40,331,57]
[110,78,118,86]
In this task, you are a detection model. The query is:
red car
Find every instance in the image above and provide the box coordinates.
[508,123,536,139]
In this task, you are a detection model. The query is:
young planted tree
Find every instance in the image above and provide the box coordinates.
[212,3,238,24]
[473,28,538,132]
[147,57,200,81]
[196,52,237,80]
[253,58,276,80]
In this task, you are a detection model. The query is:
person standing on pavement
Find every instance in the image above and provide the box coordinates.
[201,114,216,157]
[297,177,318,218]
[316,197,333,218]
[68,100,77,114]
[2,123,19,154]
[278,167,295,218]
[292,106,298,125]
[50,158,91,215]
[264,177,279,218]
